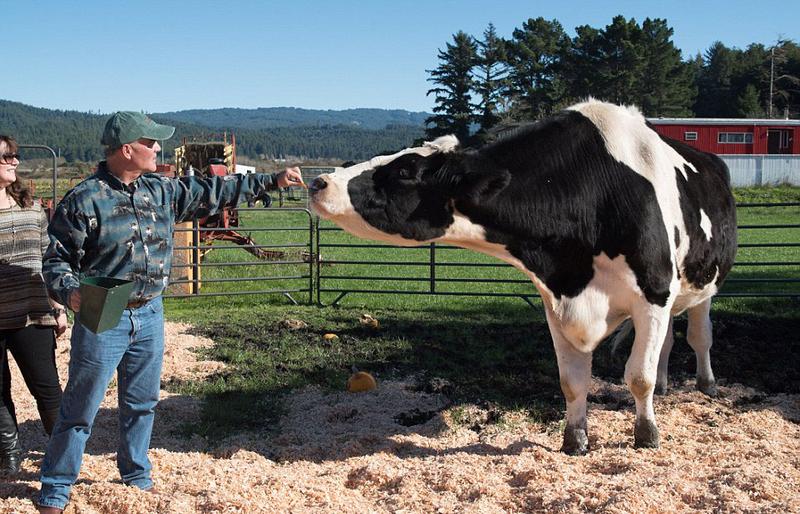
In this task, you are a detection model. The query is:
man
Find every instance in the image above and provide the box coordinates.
[36,112,304,513]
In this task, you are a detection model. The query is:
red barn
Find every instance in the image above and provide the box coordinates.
[648,118,800,155]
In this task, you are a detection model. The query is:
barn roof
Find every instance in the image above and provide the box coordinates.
[648,118,800,127]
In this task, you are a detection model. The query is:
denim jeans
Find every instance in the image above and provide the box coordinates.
[38,297,164,509]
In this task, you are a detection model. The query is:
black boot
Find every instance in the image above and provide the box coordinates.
[0,404,22,475]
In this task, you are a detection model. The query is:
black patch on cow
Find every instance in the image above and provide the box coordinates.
[674,226,681,249]
[660,137,737,289]
[348,110,677,305]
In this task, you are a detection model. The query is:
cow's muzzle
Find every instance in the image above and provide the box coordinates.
[308,176,328,194]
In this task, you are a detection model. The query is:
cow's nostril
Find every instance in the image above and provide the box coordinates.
[309,177,328,192]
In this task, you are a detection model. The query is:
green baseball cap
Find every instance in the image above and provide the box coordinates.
[101,111,175,147]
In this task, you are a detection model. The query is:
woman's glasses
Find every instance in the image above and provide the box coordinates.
[0,153,20,164]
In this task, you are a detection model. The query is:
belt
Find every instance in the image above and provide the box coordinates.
[127,299,150,309]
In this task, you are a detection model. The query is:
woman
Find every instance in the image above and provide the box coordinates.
[0,135,65,475]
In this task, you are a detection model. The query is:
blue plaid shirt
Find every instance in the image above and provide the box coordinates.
[43,162,277,305]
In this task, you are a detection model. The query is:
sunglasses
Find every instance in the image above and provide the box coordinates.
[0,153,20,164]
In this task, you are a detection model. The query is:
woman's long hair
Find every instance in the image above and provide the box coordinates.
[0,135,33,207]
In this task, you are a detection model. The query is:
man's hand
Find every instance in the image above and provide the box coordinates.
[55,310,68,337]
[68,289,82,313]
[275,167,306,189]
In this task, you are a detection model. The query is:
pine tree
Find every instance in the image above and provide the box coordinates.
[638,18,695,116]
[737,84,765,117]
[596,16,645,105]
[563,25,605,102]
[473,23,509,137]
[504,17,569,120]
[695,42,738,117]
[425,31,478,141]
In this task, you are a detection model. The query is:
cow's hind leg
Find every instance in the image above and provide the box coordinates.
[545,311,592,455]
[687,298,717,396]
[655,317,674,395]
[627,304,672,449]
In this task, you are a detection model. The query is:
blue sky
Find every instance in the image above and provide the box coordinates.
[3,0,797,114]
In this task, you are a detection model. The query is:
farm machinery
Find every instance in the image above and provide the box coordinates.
[166,134,285,261]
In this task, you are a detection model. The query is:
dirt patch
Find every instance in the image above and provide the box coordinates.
[2,322,798,513]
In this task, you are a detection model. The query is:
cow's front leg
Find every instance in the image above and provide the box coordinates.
[546,312,592,455]
[687,298,717,396]
[655,317,674,395]
[627,305,672,449]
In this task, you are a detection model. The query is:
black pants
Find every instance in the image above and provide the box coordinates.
[0,325,62,427]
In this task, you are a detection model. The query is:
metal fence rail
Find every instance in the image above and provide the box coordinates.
[718,201,800,297]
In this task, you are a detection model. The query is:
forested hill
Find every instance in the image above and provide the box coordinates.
[0,99,428,163]
[156,107,430,130]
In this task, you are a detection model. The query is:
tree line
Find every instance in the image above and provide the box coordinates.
[0,100,424,164]
[425,15,800,142]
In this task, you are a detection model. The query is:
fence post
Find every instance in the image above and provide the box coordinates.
[429,243,436,293]
[191,218,200,295]
[755,155,763,186]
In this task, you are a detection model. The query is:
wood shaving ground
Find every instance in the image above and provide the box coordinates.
[1,322,797,513]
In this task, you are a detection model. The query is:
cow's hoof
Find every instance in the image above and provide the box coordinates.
[634,419,660,449]
[696,378,718,397]
[561,427,589,455]
[654,381,668,396]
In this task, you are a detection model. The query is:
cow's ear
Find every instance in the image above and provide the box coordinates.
[458,169,511,202]
[429,155,511,202]
[453,160,511,203]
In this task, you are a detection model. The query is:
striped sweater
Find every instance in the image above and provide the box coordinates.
[0,202,57,329]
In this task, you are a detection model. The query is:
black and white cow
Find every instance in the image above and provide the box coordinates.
[309,99,737,454]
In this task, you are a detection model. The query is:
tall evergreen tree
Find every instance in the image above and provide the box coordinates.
[735,43,771,116]
[638,18,695,116]
[504,17,569,120]
[596,16,645,105]
[425,31,478,141]
[695,42,738,117]
[473,23,509,137]
[737,84,765,117]
[564,25,605,102]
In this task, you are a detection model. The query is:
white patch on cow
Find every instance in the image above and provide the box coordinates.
[549,253,644,353]
[333,211,427,247]
[699,208,713,241]
[673,270,719,314]
[424,135,460,153]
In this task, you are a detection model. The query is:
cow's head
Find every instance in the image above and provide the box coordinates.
[309,136,511,245]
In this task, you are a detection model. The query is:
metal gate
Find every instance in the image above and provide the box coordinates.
[165,207,315,305]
